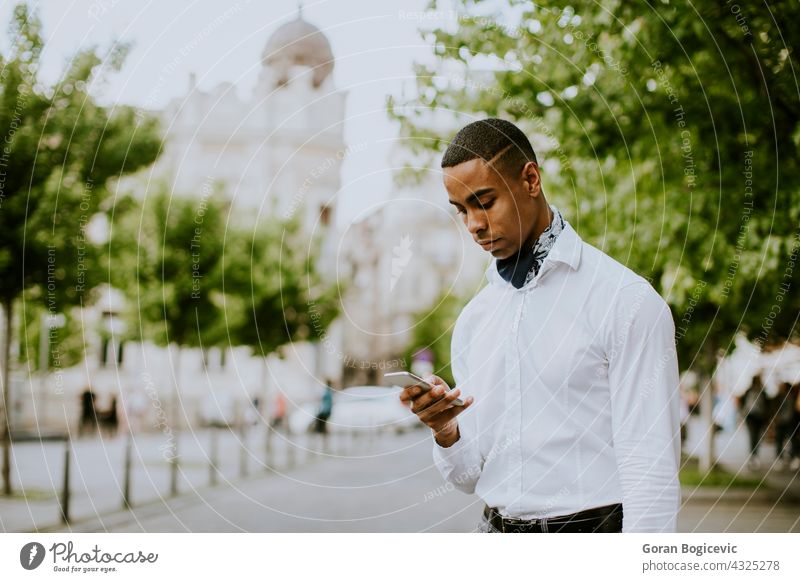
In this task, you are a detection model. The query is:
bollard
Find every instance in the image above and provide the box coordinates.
[169,456,179,496]
[60,438,70,525]
[264,425,275,473]
[304,430,316,465]
[209,427,219,487]
[303,432,312,463]
[122,431,133,510]
[286,433,296,469]
[323,432,331,456]
[313,432,322,461]
[12,431,71,525]
[239,422,248,478]
[335,431,343,456]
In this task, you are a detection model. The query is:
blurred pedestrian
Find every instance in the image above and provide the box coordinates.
[774,383,796,469]
[270,392,287,432]
[78,386,97,437]
[679,392,690,448]
[678,374,697,449]
[713,393,736,433]
[245,395,260,426]
[792,385,800,471]
[783,383,800,471]
[313,381,334,434]
[99,395,119,439]
[739,374,768,471]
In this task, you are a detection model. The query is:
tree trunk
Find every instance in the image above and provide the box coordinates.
[1,296,14,495]
[263,356,272,463]
[699,372,716,473]
[699,342,719,473]
[169,344,181,496]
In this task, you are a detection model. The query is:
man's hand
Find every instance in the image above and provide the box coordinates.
[398,374,473,447]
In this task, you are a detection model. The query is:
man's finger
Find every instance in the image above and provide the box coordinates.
[411,385,449,413]
[428,395,474,423]
[399,384,425,402]
[418,389,463,421]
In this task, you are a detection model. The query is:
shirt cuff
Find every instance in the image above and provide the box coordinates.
[430,426,482,494]
[431,428,469,463]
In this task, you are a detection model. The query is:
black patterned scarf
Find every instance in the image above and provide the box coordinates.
[496,205,565,289]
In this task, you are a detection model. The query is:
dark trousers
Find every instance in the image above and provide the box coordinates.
[313,415,329,434]
[745,415,766,456]
[775,416,800,459]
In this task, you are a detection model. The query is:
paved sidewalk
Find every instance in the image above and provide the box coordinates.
[682,415,800,498]
[38,428,477,533]
[4,418,799,533]
[32,430,482,532]
[678,416,800,532]
[0,426,351,532]
[30,423,800,533]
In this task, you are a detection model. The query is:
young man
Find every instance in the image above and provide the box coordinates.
[399,118,681,533]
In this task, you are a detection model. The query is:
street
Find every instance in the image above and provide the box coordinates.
[1,419,794,533]
[34,428,483,533]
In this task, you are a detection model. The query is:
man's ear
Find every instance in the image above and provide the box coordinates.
[522,161,541,198]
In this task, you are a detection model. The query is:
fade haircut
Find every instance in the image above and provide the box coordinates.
[441,118,538,178]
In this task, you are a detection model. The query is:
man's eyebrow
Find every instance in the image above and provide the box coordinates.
[449,188,494,206]
[466,188,495,204]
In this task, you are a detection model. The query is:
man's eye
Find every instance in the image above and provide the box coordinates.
[455,208,466,215]
[480,200,495,210]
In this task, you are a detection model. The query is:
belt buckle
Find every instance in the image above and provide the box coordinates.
[506,516,539,533]
[489,508,541,533]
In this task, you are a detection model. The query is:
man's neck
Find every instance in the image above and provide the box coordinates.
[520,203,554,254]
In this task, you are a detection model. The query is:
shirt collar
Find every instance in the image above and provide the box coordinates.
[486,218,582,289]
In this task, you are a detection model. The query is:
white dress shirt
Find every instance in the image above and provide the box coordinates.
[432,218,681,532]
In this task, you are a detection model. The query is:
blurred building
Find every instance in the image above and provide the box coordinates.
[14,13,346,432]
[136,11,349,412]
[14,14,488,430]
[336,151,488,385]
[157,13,345,231]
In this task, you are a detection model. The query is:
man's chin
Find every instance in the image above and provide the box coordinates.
[489,247,515,259]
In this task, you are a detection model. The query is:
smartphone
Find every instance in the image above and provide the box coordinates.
[384,371,464,406]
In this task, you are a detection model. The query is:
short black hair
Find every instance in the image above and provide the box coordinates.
[441,118,538,176]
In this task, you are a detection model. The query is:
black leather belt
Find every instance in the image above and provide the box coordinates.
[483,503,623,533]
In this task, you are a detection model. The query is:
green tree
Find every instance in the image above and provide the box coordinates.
[17,289,84,372]
[108,183,227,495]
[0,4,161,494]
[223,208,340,452]
[404,291,470,389]
[389,0,800,377]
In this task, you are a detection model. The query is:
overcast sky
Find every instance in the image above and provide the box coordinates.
[0,0,470,227]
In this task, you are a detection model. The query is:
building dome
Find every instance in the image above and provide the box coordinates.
[262,13,334,88]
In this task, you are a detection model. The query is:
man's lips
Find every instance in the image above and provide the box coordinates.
[478,237,500,249]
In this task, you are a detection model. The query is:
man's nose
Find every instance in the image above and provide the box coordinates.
[466,211,487,236]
